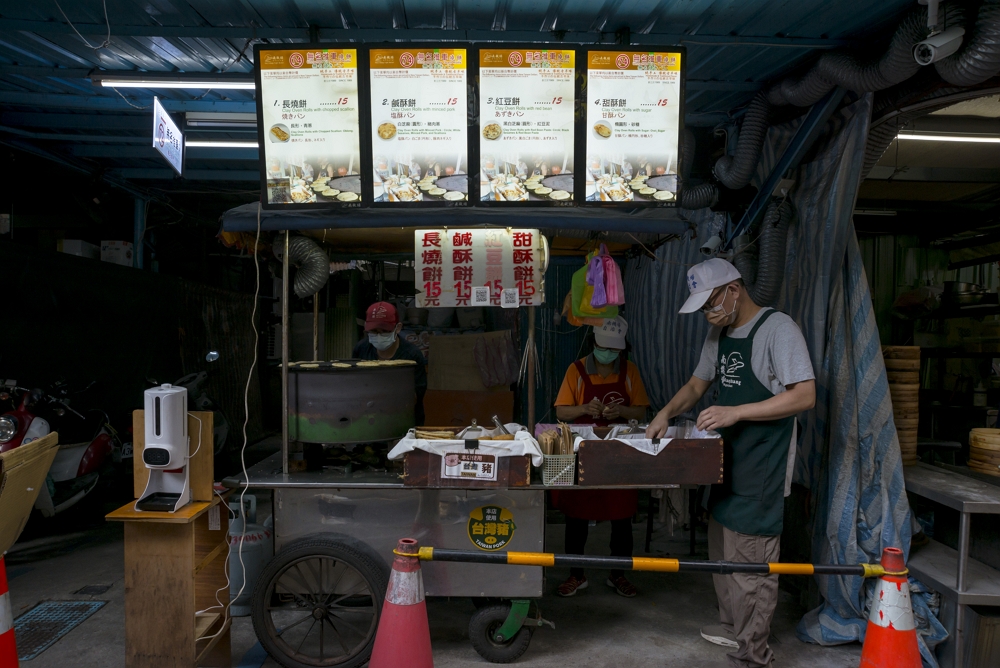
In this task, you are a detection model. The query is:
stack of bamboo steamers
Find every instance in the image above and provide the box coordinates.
[883,346,920,466]
[968,429,1000,477]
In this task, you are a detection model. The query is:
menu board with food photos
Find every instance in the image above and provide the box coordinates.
[256,46,363,208]
[368,48,469,205]
[478,48,576,205]
[584,50,683,205]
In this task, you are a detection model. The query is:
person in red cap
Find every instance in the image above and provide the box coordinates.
[352,301,427,425]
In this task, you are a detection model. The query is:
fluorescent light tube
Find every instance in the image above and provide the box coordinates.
[100,79,255,90]
[186,141,259,148]
[897,132,1000,143]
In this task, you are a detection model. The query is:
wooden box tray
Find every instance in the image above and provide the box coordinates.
[576,438,724,487]
[403,449,531,488]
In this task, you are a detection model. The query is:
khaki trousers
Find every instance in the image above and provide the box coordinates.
[708,515,781,668]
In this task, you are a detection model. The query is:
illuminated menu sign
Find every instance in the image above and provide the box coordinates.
[585,50,682,205]
[257,47,362,207]
[369,48,468,205]
[414,229,545,308]
[478,49,575,205]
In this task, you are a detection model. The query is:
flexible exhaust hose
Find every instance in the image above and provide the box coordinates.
[935,0,1000,85]
[280,234,330,298]
[713,92,771,190]
[731,200,794,308]
[767,7,934,107]
[681,182,720,210]
[677,129,720,209]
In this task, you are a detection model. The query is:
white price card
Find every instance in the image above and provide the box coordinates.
[442,453,498,481]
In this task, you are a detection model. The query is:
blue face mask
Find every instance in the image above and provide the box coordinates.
[368,331,397,352]
[593,347,620,365]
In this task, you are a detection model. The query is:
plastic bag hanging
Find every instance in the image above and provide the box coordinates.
[602,254,625,306]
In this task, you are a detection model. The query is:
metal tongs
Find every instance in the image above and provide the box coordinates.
[492,415,511,435]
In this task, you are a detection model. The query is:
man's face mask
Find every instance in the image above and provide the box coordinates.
[368,330,397,351]
[593,346,620,365]
[703,286,738,326]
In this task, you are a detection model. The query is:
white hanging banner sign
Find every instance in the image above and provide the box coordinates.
[414,229,545,308]
[152,97,183,175]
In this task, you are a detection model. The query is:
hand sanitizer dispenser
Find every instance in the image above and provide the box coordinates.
[136,384,191,512]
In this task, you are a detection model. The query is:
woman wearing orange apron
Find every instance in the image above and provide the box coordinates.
[552,317,650,597]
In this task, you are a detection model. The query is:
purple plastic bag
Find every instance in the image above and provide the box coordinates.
[589,254,607,308]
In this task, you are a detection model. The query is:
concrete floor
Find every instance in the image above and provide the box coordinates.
[5,492,862,668]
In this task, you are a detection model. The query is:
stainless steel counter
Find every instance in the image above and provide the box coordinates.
[223,452,682,490]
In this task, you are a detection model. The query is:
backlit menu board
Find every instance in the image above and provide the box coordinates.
[369,48,468,205]
[478,49,575,205]
[585,50,682,205]
[256,47,362,207]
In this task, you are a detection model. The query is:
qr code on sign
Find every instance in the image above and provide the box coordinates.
[472,287,490,305]
[501,288,519,309]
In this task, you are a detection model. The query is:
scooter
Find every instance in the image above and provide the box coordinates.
[0,379,121,517]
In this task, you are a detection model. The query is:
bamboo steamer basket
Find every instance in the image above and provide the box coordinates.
[968,460,1000,477]
[885,358,921,371]
[893,407,920,420]
[887,371,920,384]
[882,346,921,360]
[970,448,1000,464]
[891,401,919,410]
[895,418,919,430]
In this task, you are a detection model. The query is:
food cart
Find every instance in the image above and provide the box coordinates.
[221,39,717,668]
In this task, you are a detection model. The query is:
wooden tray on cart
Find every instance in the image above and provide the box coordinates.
[576,437,724,486]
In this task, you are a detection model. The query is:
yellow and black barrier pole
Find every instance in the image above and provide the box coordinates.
[413,546,893,578]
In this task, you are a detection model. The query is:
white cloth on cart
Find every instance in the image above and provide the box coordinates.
[571,423,717,456]
[388,423,544,467]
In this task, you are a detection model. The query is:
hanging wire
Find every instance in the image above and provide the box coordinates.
[55,0,112,51]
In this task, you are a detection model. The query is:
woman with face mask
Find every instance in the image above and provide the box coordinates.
[645,258,816,667]
[551,316,650,599]
[352,302,428,425]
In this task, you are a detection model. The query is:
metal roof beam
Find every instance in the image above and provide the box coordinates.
[865,166,1000,183]
[0,19,850,47]
[0,66,92,78]
[110,168,259,181]
[0,92,255,113]
[68,145,257,159]
[0,112,150,129]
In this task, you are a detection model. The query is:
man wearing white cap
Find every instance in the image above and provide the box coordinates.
[646,258,815,668]
[552,316,650,598]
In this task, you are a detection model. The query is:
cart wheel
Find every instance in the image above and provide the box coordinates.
[251,537,387,668]
[469,603,533,664]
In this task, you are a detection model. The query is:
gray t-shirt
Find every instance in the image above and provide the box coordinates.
[694,308,814,497]
[694,308,815,394]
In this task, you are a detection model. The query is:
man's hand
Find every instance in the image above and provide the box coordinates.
[696,405,742,432]
[646,411,670,439]
[602,403,621,420]
[585,398,604,418]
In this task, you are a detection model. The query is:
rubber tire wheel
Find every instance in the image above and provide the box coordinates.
[469,603,533,664]
[251,537,388,668]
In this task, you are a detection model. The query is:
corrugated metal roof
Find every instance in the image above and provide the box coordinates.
[0,0,915,188]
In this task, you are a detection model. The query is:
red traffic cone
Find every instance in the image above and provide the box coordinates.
[369,538,433,668]
[0,555,18,668]
[859,547,921,668]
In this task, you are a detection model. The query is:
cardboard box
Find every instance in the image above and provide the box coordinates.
[101,240,134,267]
[58,239,100,260]
[424,389,514,427]
[0,433,60,554]
[427,331,513,392]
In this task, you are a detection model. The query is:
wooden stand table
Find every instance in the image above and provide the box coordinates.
[107,496,231,668]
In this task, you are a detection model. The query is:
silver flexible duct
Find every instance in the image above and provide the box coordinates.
[935,0,1000,85]
[713,92,771,190]
[731,199,794,308]
[280,234,330,298]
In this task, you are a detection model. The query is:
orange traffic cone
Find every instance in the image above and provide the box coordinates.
[859,547,921,668]
[369,538,433,668]
[0,555,18,668]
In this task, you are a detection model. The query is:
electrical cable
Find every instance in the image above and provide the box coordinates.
[55,0,111,51]
[196,201,262,643]
[186,412,203,458]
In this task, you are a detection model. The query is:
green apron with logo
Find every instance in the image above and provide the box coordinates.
[709,309,794,536]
